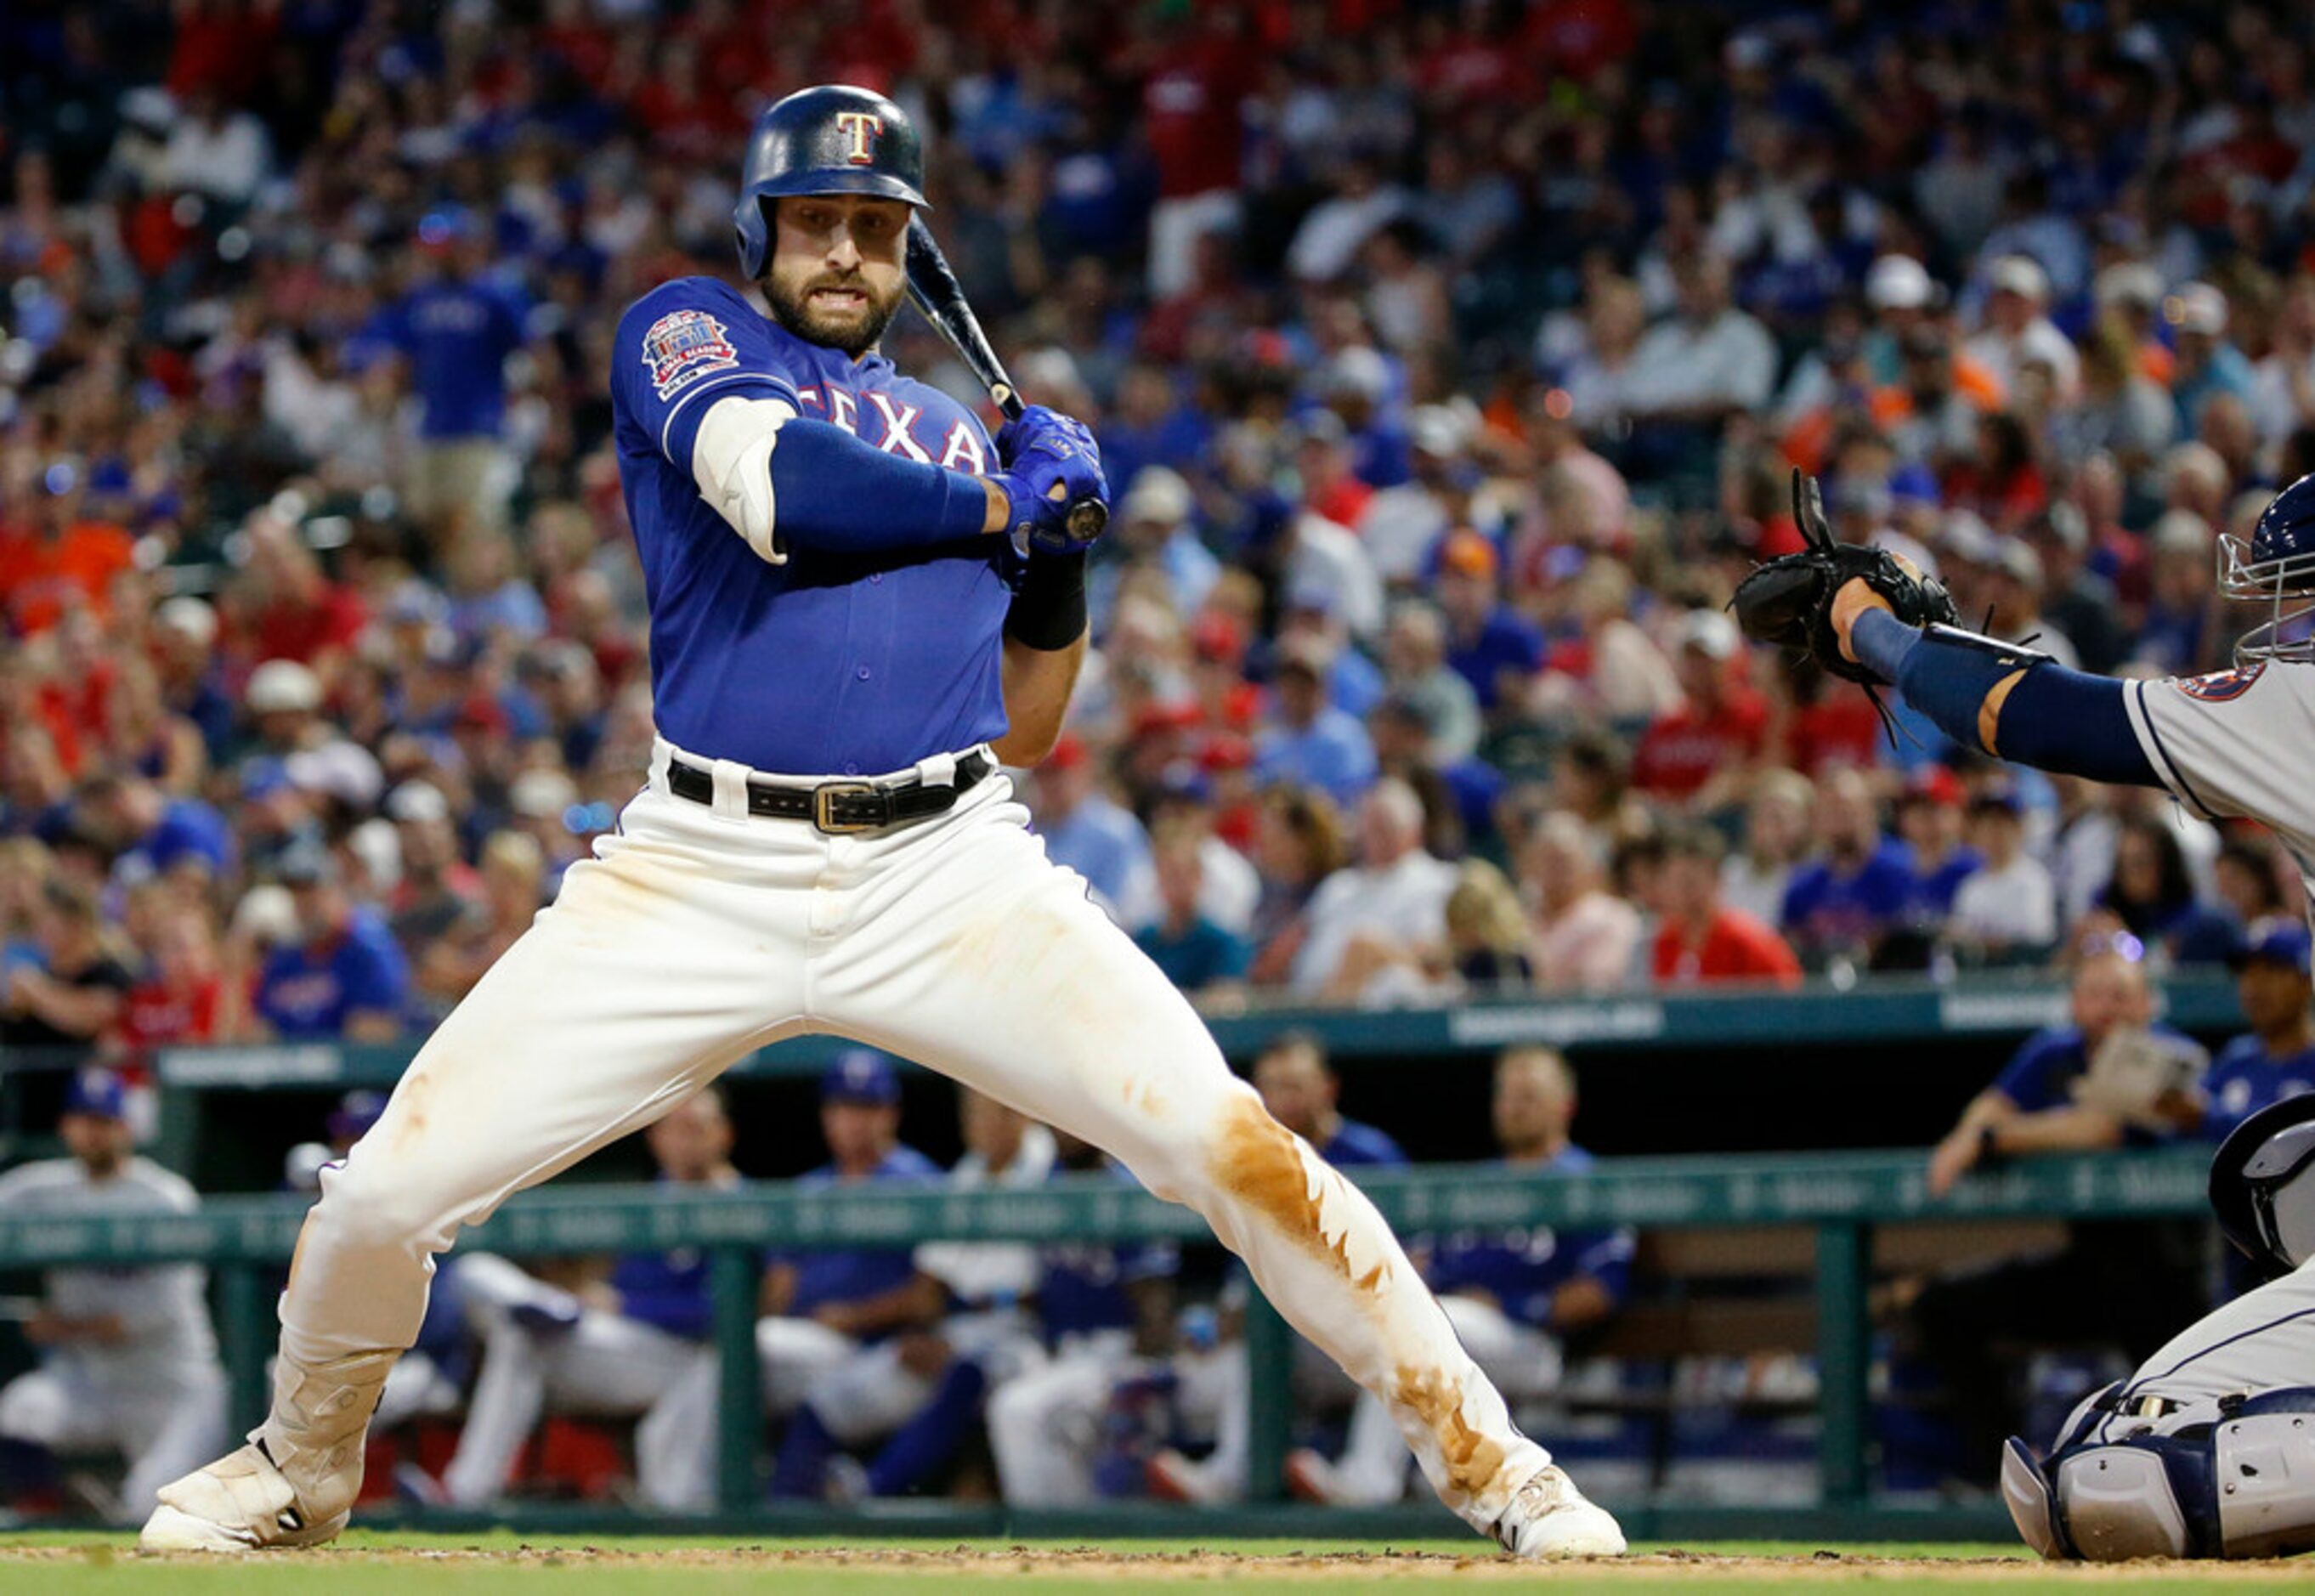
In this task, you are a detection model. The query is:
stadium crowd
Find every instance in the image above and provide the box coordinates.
[7,0,2315,1520]
[3,0,2315,1050]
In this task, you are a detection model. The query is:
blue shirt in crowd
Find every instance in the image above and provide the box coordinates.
[255,908,411,1039]
[1782,840,1916,951]
[1424,1146,1636,1329]
[776,1145,943,1327]
[375,275,529,441]
[2201,1035,2315,1140]
[1254,707,1377,806]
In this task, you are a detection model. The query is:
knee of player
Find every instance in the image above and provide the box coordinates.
[312,1151,467,1254]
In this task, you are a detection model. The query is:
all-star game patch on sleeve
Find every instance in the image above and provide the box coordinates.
[614,277,804,469]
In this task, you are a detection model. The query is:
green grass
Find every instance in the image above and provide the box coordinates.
[0,1532,2289,1593]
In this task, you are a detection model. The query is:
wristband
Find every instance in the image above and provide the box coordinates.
[1004,550,1089,651]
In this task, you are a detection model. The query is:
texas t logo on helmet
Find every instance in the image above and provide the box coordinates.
[835,110,882,164]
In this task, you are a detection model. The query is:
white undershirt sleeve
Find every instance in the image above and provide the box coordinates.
[689,393,798,564]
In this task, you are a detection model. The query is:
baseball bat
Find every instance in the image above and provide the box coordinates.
[904,216,1107,544]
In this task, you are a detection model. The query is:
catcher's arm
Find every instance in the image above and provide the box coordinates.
[1737,471,2159,785]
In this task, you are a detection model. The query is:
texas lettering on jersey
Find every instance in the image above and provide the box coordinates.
[792,385,988,473]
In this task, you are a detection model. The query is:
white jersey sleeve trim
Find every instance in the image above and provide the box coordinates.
[2125,679,2222,821]
[690,393,798,565]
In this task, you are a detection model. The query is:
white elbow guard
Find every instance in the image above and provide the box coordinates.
[690,393,796,563]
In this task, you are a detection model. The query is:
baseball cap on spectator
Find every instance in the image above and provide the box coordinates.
[1678,609,1741,661]
[2230,923,2313,975]
[2094,262,2164,314]
[1989,255,2050,303]
[246,659,323,715]
[2033,502,2089,553]
[1293,409,1351,450]
[1865,255,1935,312]
[456,693,510,734]
[416,206,473,251]
[155,595,218,646]
[232,885,299,945]
[328,1089,388,1145]
[384,580,449,627]
[286,744,384,808]
[1122,467,1194,527]
[1409,404,1472,458]
[510,767,579,820]
[1438,529,1498,580]
[2151,508,2214,557]
[2165,282,2227,337]
[1201,733,1254,773]
[1322,348,1391,405]
[1191,613,1248,665]
[1968,781,2024,818]
[1901,764,1965,809]
[386,780,450,824]
[1282,576,1341,615]
[1994,540,2043,589]
[63,1067,127,1121]
[821,1048,901,1106]
[276,841,340,887]
[1888,463,1941,507]
[1939,508,2001,566]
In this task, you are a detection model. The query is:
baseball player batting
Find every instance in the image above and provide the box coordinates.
[138,84,1622,1559]
[1734,468,2315,1559]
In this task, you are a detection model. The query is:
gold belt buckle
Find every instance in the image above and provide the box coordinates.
[812,781,882,834]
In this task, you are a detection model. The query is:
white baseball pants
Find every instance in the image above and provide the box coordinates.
[1325,1294,1566,1504]
[436,1253,713,1510]
[0,1360,226,1521]
[986,1329,1142,1505]
[269,742,1557,1531]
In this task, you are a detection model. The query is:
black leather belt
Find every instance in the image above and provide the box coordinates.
[665,750,994,835]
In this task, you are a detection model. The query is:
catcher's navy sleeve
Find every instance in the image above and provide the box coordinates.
[1854,610,2159,786]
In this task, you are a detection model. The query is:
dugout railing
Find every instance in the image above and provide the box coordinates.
[0,1146,2216,1542]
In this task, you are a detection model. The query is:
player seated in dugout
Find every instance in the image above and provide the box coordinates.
[1888,947,2208,1486]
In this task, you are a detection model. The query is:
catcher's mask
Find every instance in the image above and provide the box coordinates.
[2221,471,2315,665]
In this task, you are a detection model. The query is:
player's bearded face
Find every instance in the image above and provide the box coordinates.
[765,196,909,357]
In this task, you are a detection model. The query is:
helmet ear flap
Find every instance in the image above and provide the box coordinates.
[733,192,773,281]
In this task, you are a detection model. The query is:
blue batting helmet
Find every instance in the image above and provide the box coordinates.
[732,85,929,280]
[2221,472,2315,664]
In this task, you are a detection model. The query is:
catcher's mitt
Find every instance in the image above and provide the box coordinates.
[1731,470,1958,686]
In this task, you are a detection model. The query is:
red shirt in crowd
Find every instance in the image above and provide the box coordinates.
[252,585,368,665]
[1782,692,1885,778]
[1143,32,1257,198]
[1653,908,1803,988]
[1631,688,1769,798]
[118,976,226,1053]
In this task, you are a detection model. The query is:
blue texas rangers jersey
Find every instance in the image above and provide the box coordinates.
[1424,1146,1635,1329]
[774,1145,942,1328]
[610,276,1017,776]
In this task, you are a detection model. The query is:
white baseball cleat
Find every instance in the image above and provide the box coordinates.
[1493,1465,1628,1559]
[138,1442,350,1554]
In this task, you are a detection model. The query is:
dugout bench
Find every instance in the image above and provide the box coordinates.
[0,1146,2215,1543]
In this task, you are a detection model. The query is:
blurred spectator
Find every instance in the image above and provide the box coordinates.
[1032,736,1154,925]
[2095,814,2239,967]
[1780,769,1914,970]
[1442,859,1536,993]
[1251,1032,1404,1168]
[1522,812,1640,993]
[0,880,130,1052]
[1651,823,1802,989]
[2165,283,2255,439]
[1963,256,2079,401]
[436,1086,736,1512]
[1946,788,2058,964]
[1252,637,1378,809]
[1907,949,2207,1481]
[250,846,410,1042]
[1631,612,1768,808]
[1288,778,1454,1002]
[1433,530,1541,719]
[0,1069,225,1524]
[1720,770,1813,928]
[2202,925,2315,1143]
[1245,787,1348,988]
[1132,820,1251,998]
